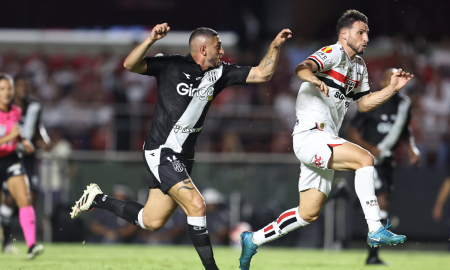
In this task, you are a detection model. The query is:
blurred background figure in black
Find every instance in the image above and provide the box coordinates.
[89,185,139,244]
[203,188,229,246]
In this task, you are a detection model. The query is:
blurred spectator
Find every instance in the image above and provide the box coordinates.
[432,177,450,250]
[40,129,73,203]
[1,35,450,160]
[203,188,229,245]
[421,70,450,166]
[89,185,139,243]
[220,132,244,152]
[144,207,185,245]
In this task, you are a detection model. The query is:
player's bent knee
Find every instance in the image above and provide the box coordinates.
[299,208,321,223]
[358,152,374,168]
[186,198,206,217]
[303,213,320,223]
[143,219,165,231]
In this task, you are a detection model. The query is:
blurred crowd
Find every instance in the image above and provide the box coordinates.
[0,34,449,168]
[83,186,230,245]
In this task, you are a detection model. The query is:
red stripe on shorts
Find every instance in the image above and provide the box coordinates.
[327,144,342,148]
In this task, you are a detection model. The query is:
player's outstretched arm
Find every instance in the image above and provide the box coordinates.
[123,23,171,73]
[357,68,414,112]
[294,60,330,97]
[406,131,420,166]
[246,29,292,83]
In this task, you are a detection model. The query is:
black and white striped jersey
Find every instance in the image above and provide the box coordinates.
[350,93,412,152]
[18,98,42,143]
[17,98,50,158]
[141,53,251,153]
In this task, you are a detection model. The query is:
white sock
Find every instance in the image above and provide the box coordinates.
[252,207,309,246]
[187,216,207,227]
[137,209,147,229]
[355,166,382,232]
[380,210,388,220]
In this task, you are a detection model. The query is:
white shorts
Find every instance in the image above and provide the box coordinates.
[293,129,347,196]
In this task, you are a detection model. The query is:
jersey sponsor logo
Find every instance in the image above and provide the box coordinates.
[314,155,322,168]
[176,83,214,101]
[334,92,350,107]
[173,125,202,134]
[204,70,218,82]
[366,199,378,206]
[166,155,185,172]
[321,47,332,53]
[316,51,328,60]
[377,122,393,134]
[183,72,191,79]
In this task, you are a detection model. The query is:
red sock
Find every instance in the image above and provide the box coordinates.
[19,206,36,248]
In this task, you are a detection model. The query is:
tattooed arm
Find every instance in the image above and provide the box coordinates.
[246,29,292,83]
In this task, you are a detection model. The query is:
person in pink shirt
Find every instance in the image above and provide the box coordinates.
[0,73,43,259]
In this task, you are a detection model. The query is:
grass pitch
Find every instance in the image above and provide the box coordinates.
[0,243,449,270]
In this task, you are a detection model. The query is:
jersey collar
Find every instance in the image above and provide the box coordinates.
[186,53,197,64]
[336,41,355,63]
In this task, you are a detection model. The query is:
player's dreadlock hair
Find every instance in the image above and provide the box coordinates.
[189,27,218,46]
[336,10,368,37]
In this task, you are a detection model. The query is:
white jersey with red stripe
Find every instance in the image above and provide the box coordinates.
[293,42,370,136]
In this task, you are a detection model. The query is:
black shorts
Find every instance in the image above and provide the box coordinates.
[1,152,27,191]
[143,148,194,194]
[374,162,394,195]
[22,155,39,191]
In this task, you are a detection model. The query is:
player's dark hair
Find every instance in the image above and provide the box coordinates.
[336,10,368,37]
[189,27,218,46]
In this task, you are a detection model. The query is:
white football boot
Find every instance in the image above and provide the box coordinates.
[27,244,44,259]
[70,183,103,219]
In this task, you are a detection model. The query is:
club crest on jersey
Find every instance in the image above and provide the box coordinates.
[346,79,356,93]
[321,47,332,53]
[167,156,184,172]
[319,123,325,129]
[205,70,219,82]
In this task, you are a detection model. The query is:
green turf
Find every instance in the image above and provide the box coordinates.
[0,243,449,270]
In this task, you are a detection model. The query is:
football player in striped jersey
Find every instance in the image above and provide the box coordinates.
[239,10,413,270]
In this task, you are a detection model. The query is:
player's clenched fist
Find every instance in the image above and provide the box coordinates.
[149,23,171,42]
[272,29,293,48]
[311,77,330,97]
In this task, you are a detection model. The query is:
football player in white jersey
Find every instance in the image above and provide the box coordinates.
[239,10,414,269]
